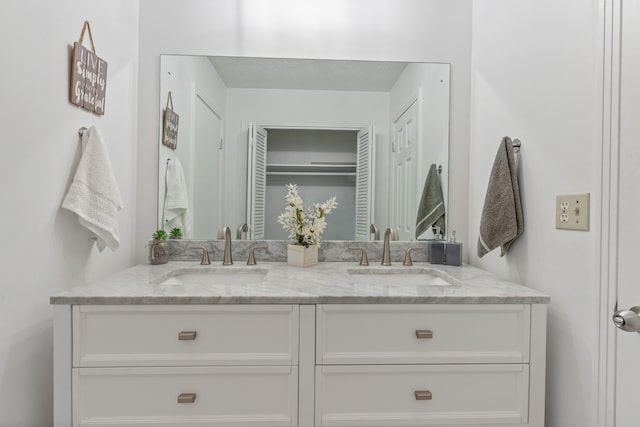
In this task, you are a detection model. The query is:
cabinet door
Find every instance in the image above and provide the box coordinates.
[74,366,298,427]
[74,305,299,367]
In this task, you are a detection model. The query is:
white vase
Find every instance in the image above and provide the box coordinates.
[287,244,318,267]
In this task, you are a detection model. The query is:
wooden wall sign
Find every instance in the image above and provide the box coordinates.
[162,92,179,149]
[70,21,108,115]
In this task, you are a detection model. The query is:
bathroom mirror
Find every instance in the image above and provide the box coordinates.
[158,55,450,241]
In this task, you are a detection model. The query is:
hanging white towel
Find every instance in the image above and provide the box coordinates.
[62,126,123,252]
[163,157,189,234]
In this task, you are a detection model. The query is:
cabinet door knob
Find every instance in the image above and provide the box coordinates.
[415,330,433,339]
[415,390,432,400]
[178,331,197,340]
[177,393,197,403]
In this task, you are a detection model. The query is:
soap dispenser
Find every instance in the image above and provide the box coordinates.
[444,229,462,266]
[428,241,446,264]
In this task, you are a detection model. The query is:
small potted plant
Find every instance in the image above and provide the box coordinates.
[149,229,169,265]
[169,227,183,239]
[152,229,168,241]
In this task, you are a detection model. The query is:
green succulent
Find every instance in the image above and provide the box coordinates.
[170,228,183,237]
[152,229,167,240]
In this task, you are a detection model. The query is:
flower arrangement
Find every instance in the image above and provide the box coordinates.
[277,184,337,247]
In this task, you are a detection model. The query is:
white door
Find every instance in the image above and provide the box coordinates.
[355,127,375,240]
[390,100,419,240]
[611,1,640,425]
[191,88,223,239]
[247,124,268,239]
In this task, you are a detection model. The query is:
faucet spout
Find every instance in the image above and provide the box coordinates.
[219,226,233,265]
[382,227,392,266]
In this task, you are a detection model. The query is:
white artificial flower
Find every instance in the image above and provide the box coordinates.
[276,184,338,247]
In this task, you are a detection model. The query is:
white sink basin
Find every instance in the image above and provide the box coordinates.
[347,268,452,286]
[154,268,267,286]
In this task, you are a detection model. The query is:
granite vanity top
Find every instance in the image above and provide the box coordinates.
[50,262,549,305]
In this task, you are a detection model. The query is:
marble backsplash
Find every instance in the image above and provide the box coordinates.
[163,239,431,264]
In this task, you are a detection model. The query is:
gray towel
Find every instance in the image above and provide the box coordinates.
[415,163,445,239]
[477,137,524,257]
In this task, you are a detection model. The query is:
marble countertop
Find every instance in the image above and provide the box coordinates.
[50,262,550,305]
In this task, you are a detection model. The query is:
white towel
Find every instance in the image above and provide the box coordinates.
[62,126,123,252]
[163,157,189,234]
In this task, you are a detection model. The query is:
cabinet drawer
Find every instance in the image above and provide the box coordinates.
[316,364,529,426]
[73,366,298,427]
[73,305,299,367]
[316,304,530,364]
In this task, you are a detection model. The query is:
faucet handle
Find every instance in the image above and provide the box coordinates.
[403,247,424,266]
[349,246,370,266]
[247,245,268,265]
[189,246,211,265]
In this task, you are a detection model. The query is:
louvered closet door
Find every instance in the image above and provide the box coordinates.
[354,127,375,240]
[247,124,267,239]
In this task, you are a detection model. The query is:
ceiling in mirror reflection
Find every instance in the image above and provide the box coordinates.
[208,57,409,91]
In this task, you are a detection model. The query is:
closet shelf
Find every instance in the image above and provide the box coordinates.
[267,171,357,177]
[266,163,357,176]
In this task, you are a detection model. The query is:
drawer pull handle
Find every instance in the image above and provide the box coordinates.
[178,331,197,341]
[177,393,197,404]
[415,330,433,339]
[415,390,432,401]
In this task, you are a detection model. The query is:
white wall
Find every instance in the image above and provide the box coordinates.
[469,1,602,426]
[137,0,473,260]
[0,1,139,426]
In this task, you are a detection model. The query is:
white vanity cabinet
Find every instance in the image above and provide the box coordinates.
[56,302,546,427]
[58,305,300,427]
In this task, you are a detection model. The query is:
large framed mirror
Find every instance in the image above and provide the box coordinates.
[158,56,450,241]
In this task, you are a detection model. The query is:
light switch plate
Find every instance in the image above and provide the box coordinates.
[556,193,590,231]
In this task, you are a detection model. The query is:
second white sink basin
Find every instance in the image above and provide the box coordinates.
[155,268,267,286]
[347,268,453,286]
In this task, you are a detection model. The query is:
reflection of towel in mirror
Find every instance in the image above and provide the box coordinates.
[163,157,189,235]
[62,126,123,252]
[415,163,445,239]
[477,137,524,257]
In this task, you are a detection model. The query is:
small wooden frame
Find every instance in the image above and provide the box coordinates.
[70,21,108,115]
[162,92,179,149]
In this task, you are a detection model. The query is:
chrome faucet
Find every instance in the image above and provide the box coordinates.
[381,227,398,266]
[218,226,233,265]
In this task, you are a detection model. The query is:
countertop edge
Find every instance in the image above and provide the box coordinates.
[50,295,551,305]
